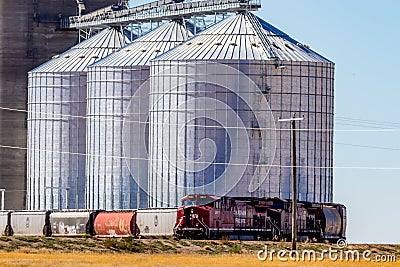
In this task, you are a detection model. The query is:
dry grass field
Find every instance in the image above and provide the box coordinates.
[0,237,398,266]
[0,253,398,267]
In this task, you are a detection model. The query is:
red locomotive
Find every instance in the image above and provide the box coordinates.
[174,194,346,242]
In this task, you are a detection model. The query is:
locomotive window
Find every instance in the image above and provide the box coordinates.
[215,201,221,209]
[183,200,196,206]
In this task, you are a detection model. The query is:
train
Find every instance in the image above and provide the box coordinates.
[0,195,346,243]
[0,209,177,238]
[174,195,346,242]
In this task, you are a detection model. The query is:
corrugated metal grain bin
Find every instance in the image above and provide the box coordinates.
[136,208,177,236]
[50,211,96,236]
[149,12,334,206]
[94,211,136,237]
[27,28,129,210]
[0,211,9,236]
[11,211,49,236]
[86,20,192,210]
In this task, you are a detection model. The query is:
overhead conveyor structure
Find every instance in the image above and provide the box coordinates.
[65,0,261,30]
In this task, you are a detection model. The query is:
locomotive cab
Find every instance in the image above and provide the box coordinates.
[174,195,217,239]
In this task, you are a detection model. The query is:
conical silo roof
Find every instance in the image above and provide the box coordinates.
[92,20,193,67]
[31,28,130,73]
[155,12,330,62]
[257,17,330,62]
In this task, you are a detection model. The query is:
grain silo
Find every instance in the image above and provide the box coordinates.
[27,28,129,210]
[149,11,334,207]
[86,20,192,210]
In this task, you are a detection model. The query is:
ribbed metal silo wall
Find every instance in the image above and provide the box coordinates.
[148,60,276,207]
[27,27,129,210]
[85,21,192,210]
[242,61,334,203]
[149,60,334,207]
[27,71,87,210]
[86,65,149,210]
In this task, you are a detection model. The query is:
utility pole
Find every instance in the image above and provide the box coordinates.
[278,114,304,251]
[0,189,5,210]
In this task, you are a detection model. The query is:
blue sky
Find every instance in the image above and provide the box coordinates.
[129,0,400,244]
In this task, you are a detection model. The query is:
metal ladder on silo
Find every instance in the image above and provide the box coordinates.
[246,12,279,60]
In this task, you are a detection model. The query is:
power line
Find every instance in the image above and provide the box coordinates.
[336,116,400,127]
[2,106,400,132]
[2,144,399,170]
[336,142,400,151]
[335,122,399,130]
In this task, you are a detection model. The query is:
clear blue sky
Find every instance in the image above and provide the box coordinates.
[130,0,400,244]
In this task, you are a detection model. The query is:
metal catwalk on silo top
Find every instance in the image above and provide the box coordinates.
[86,20,192,210]
[27,28,129,210]
[149,11,334,208]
